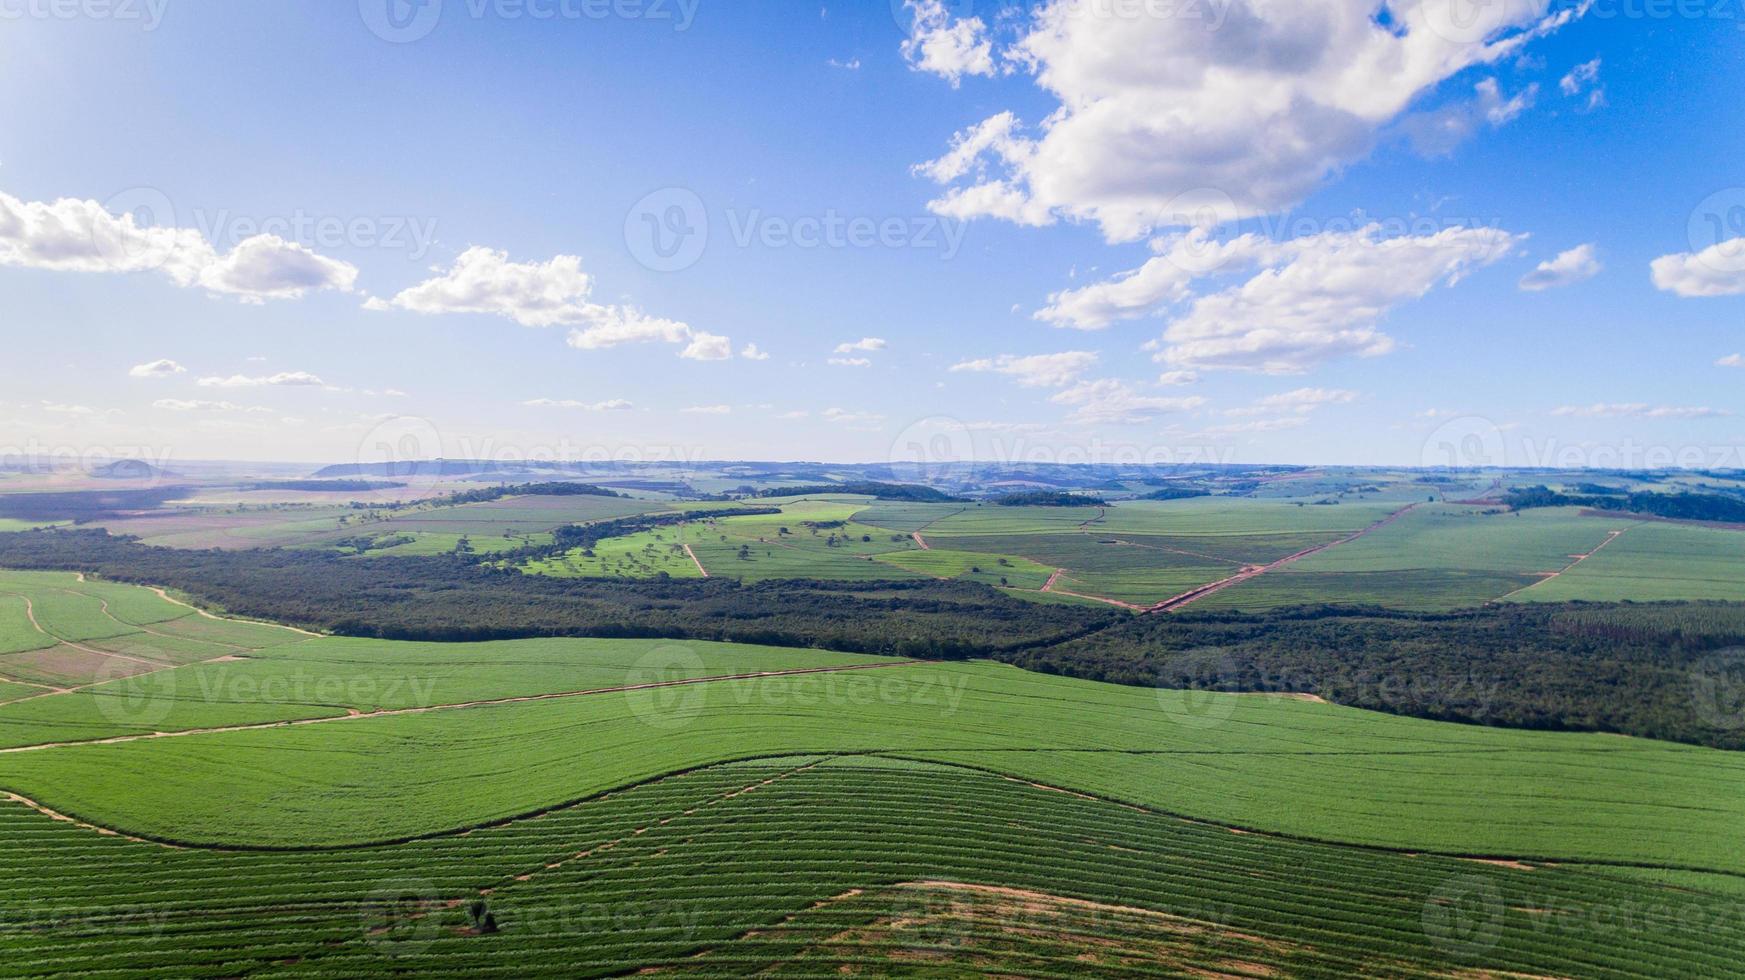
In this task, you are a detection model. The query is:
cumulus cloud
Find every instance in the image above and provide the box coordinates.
[1519,243,1601,291]
[1650,240,1745,297]
[128,359,185,379]
[678,332,734,361]
[1074,224,1521,374]
[1049,379,1205,424]
[1719,354,1744,368]
[1552,403,1729,419]
[0,190,356,302]
[522,398,633,410]
[1036,228,1269,330]
[384,246,727,359]
[833,337,887,353]
[900,0,994,87]
[949,351,1098,387]
[740,343,770,361]
[1157,370,1199,386]
[681,404,732,415]
[828,357,872,367]
[913,0,1578,241]
[197,371,326,388]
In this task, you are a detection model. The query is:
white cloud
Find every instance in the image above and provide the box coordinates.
[777,409,810,419]
[153,398,246,413]
[900,0,994,87]
[197,371,326,388]
[827,57,862,70]
[1228,387,1360,417]
[1049,379,1205,424]
[0,190,356,302]
[1552,403,1729,420]
[386,247,595,327]
[1519,243,1601,291]
[1400,78,1538,156]
[949,351,1098,387]
[1558,57,1605,109]
[682,404,732,415]
[1036,229,1269,330]
[678,332,734,361]
[1560,57,1601,95]
[740,343,770,361]
[822,407,885,427]
[385,246,725,359]
[1135,224,1520,374]
[913,0,1578,241]
[128,359,185,379]
[1156,370,1199,386]
[833,337,887,353]
[523,398,633,411]
[1718,354,1744,368]
[828,357,872,367]
[1650,240,1745,297]
[194,234,358,302]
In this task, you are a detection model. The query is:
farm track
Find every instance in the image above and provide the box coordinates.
[1494,525,1637,601]
[0,660,931,756]
[1148,503,1421,613]
[681,543,710,577]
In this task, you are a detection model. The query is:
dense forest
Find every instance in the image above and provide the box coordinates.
[1506,486,1745,524]
[2,529,1742,749]
[1018,603,1745,750]
[991,491,1108,507]
[0,530,1114,658]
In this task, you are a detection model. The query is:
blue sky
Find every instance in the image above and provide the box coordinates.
[1,1,1742,468]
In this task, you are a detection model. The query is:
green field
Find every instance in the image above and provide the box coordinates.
[1,573,1743,975]
[5,757,1738,977]
[1507,520,1745,603]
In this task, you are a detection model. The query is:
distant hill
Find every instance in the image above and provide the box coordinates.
[90,459,168,480]
[757,482,966,503]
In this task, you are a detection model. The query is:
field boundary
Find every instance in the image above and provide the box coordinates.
[4,748,1741,880]
[0,659,931,756]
